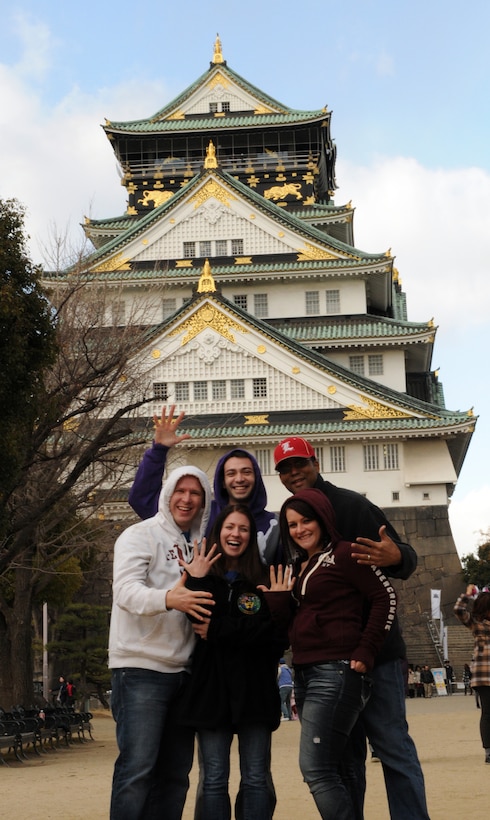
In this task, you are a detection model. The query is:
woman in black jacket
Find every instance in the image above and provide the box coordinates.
[180,503,286,820]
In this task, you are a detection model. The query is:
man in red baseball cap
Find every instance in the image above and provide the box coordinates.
[273,435,430,820]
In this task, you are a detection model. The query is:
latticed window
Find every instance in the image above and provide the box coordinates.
[255,449,271,475]
[209,102,218,113]
[253,378,267,398]
[194,381,208,401]
[212,380,227,400]
[175,382,190,402]
[183,241,195,258]
[234,294,248,310]
[305,291,320,315]
[329,446,346,472]
[368,354,384,376]
[349,355,365,376]
[326,289,340,313]
[363,444,379,471]
[231,379,245,399]
[383,443,399,470]
[221,101,230,112]
[199,241,211,257]
[254,293,268,318]
[231,238,244,255]
[216,240,227,255]
[153,382,168,400]
[162,298,176,319]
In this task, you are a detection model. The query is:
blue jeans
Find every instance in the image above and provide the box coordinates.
[350,658,430,820]
[294,662,371,820]
[198,723,272,820]
[279,685,293,719]
[110,667,195,820]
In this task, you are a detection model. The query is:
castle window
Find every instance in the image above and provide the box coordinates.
[392,491,400,501]
[222,101,230,112]
[234,294,248,310]
[183,241,195,258]
[368,354,384,376]
[199,241,211,257]
[194,381,208,401]
[216,240,227,255]
[363,444,379,471]
[212,380,227,400]
[305,291,320,315]
[329,446,346,472]
[175,382,189,402]
[112,301,125,326]
[326,289,340,313]
[383,443,399,470]
[209,102,218,113]
[231,238,244,255]
[231,379,245,399]
[162,298,176,319]
[255,449,271,475]
[254,293,268,318]
[349,355,365,376]
[253,377,267,398]
[153,382,168,400]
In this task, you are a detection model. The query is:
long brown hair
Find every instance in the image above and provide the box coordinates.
[472,591,490,621]
[208,503,268,586]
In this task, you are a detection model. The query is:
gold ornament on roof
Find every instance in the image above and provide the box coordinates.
[191,179,235,209]
[297,243,337,261]
[244,415,269,425]
[212,34,224,64]
[204,140,218,169]
[93,253,131,272]
[344,396,411,420]
[170,304,246,346]
[197,260,216,293]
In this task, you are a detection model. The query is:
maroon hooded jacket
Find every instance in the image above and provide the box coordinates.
[266,488,396,674]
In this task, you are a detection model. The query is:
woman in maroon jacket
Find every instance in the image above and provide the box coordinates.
[265,488,396,820]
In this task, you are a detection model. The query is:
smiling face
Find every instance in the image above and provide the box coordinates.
[223,456,256,502]
[285,507,323,557]
[169,475,205,530]
[277,457,320,494]
[219,510,251,569]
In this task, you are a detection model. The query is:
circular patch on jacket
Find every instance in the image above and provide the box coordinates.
[237,593,261,615]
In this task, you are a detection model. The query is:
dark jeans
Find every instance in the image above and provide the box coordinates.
[198,724,272,820]
[474,686,490,747]
[279,685,293,719]
[110,667,194,820]
[294,661,371,820]
[350,659,430,820]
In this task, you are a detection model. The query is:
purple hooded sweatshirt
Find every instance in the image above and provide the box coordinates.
[128,444,280,565]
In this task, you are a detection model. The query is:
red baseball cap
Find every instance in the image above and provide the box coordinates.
[273,437,316,470]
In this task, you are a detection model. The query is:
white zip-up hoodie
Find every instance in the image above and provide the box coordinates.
[109,465,212,673]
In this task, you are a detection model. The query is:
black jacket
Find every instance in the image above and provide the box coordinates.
[178,573,285,730]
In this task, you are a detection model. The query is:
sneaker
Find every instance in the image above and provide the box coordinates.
[485,749,490,764]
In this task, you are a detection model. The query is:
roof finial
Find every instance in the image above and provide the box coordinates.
[212,33,224,64]
[197,259,216,293]
[204,139,218,169]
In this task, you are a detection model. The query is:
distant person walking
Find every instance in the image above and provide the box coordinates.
[454,585,490,764]
[420,666,434,699]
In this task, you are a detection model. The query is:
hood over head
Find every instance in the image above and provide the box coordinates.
[214,449,269,520]
[279,488,342,564]
[158,465,212,544]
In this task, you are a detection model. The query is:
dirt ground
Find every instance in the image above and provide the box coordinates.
[0,693,487,819]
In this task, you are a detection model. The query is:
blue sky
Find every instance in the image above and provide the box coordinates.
[1,1,490,558]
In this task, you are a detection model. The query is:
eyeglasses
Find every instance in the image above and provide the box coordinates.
[276,457,313,475]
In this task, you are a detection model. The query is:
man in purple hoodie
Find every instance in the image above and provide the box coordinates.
[129,406,280,566]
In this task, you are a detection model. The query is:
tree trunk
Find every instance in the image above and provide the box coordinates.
[0,567,35,708]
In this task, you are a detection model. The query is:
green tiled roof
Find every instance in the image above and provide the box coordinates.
[104,62,327,133]
[269,317,435,342]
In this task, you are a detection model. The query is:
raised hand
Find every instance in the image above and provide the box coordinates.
[180,539,222,578]
[258,564,296,592]
[153,404,192,448]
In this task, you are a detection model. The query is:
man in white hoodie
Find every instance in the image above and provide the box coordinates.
[109,465,213,820]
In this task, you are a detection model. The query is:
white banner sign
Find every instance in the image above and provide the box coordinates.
[431,589,441,620]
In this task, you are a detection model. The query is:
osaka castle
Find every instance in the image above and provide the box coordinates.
[51,37,476,661]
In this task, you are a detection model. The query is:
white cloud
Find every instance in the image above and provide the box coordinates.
[449,486,490,558]
[11,12,53,80]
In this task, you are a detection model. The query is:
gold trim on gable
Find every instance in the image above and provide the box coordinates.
[170,304,247,345]
[208,72,229,89]
[166,110,185,120]
[297,243,337,261]
[190,179,236,209]
[93,253,131,272]
[344,396,412,420]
